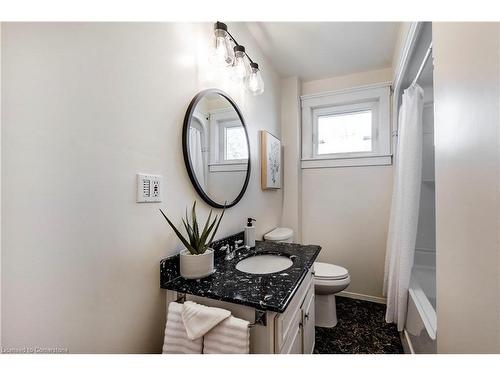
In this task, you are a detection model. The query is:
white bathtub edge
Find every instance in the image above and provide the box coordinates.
[401,330,416,354]
[409,283,437,340]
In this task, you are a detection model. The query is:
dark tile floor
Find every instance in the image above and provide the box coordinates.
[314,296,404,354]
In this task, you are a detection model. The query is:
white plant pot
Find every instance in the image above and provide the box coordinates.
[179,248,214,279]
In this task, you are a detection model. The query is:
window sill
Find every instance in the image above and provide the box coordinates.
[209,163,248,172]
[301,155,392,169]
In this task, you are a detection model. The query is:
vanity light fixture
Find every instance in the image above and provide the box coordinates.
[233,45,250,79]
[209,21,234,66]
[209,21,265,95]
[247,62,264,95]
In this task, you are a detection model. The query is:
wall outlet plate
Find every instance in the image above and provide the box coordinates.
[137,173,162,203]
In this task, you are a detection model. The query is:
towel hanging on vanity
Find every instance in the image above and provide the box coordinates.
[163,300,250,354]
[203,315,250,354]
[162,302,203,354]
[181,301,231,340]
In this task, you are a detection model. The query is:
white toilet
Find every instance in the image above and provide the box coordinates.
[264,227,350,328]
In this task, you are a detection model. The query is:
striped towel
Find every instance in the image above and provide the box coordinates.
[162,302,202,354]
[182,301,231,340]
[203,315,250,354]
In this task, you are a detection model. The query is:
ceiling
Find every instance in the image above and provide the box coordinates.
[245,22,401,81]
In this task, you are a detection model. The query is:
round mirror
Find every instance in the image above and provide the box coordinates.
[182,89,250,208]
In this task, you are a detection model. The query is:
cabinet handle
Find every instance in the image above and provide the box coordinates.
[304,313,309,320]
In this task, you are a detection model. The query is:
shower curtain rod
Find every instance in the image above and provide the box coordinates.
[411,42,433,87]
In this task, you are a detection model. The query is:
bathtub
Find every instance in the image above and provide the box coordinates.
[403,251,437,354]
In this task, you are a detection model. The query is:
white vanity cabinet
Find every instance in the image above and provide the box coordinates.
[176,268,316,354]
[275,269,315,354]
[301,285,316,354]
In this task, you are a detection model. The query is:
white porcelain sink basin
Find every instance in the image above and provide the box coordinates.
[236,254,293,274]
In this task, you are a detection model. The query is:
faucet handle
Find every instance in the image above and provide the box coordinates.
[223,244,235,260]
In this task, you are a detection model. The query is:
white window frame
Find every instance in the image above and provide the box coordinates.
[301,83,392,169]
[208,108,248,172]
[218,119,248,163]
[312,102,378,159]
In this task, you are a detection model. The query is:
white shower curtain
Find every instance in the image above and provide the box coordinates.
[383,84,424,331]
[189,127,206,190]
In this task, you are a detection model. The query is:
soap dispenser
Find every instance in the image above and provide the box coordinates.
[244,218,256,247]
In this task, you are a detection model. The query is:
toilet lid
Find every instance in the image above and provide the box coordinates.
[264,227,294,241]
[314,262,349,280]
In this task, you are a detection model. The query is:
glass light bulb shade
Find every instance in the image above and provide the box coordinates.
[247,67,264,95]
[233,51,250,79]
[209,29,234,66]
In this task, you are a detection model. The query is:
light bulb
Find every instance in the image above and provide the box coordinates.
[247,62,264,95]
[232,45,249,80]
[209,22,234,67]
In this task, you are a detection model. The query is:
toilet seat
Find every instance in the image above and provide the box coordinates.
[314,271,351,296]
[264,227,294,242]
[314,262,349,280]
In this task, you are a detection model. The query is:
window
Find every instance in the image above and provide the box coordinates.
[207,108,249,172]
[317,110,373,155]
[301,84,391,168]
[224,124,248,161]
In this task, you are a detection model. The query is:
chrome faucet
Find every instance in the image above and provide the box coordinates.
[222,240,248,261]
[234,240,250,254]
[221,244,234,261]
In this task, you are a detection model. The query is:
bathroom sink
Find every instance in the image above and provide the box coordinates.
[236,254,293,274]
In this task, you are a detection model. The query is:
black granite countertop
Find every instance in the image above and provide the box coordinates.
[160,239,321,313]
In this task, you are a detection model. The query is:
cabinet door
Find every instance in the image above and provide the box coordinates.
[274,270,313,352]
[280,307,302,354]
[302,285,315,354]
[287,324,302,354]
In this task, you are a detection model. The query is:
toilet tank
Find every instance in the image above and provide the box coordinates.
[264,227,294,243]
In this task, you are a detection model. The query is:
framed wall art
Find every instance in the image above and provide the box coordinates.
[260,130,281,190]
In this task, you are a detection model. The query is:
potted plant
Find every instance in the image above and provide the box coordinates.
[160,202,225,279]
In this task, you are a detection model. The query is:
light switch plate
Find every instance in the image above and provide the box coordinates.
[137,173,162,203]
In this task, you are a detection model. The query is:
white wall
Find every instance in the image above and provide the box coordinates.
[0,22,2,346]
[1,22,282,353]
[280,77,301,242]
[391,22,412,83]
[302,166,393,299]
[415,94,435,259]
[207,170,246,203]
[301,67,392,95]
[411,23,436,270]
[433,22,500,353]
[296,70,394,301]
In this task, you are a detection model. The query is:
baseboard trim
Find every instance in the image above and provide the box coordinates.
[337,291,386,304]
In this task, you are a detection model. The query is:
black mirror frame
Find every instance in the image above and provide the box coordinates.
[182,89,251,209]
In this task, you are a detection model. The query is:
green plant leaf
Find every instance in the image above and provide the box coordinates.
[161,202,225,256]
[159,209,197,255]
[207,206,226,245]
[192,201,203,252]
[191,201,200,248]
[181,218,197,254]
[201,209,213,237]
[201,214,218,251]
[185,208,194,239]
[181,217,191,238]
[183,207,199,253]
[198,209,213,251]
